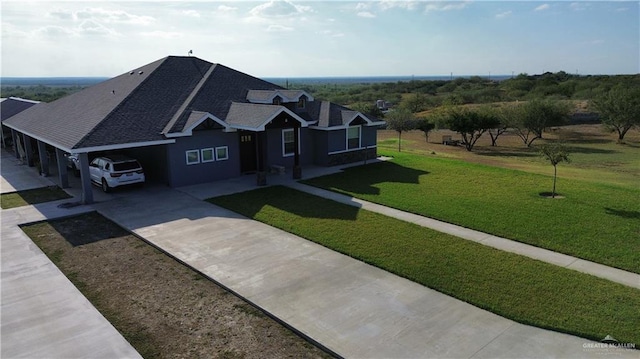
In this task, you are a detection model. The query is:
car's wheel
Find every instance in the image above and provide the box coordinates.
[101,178,111,193]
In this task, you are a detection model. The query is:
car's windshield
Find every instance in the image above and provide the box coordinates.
[113,161,141,171]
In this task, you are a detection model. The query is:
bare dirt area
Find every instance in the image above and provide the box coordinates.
[21,212,332,359]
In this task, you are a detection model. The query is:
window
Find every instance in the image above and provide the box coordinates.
[282,129,295,156]
[215,146,229,161]
[347,126,361,149]
[186,150,200,165]
[201,148,215,163]
[297,96,306,109]
[273,96,282,105]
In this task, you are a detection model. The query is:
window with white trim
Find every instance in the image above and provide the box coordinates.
[347,126,361,149]
[215,146,229,161]
[282,128,295,156]
[186,150,200,165]
[201,148,215,163]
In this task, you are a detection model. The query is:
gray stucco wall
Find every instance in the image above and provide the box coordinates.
[166,130,240,187]
[264,128,314,169]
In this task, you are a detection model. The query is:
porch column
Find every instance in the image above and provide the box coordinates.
[37,141,50,176]
[11,130,20,159]
[293,125,302,179]
[55,148,70,188]
[23,134,34,167]
[256,132,267,186]
[78,153,93,204]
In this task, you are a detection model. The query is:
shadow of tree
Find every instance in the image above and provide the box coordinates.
[305,161,430,195]
[604,207,640,220]
[209,185,360,221]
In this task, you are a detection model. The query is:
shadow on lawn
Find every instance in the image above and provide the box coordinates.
[308,161,429,196]
[604,208,640,220]
[210,186,361,221]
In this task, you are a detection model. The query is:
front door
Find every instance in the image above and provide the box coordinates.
[239,132,257,173]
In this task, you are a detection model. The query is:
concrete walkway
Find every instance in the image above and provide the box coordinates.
[286,183,640,290]
[1,153,142,358]
[2,152,638,358]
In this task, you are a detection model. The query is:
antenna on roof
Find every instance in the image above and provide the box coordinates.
[188,49,193,56]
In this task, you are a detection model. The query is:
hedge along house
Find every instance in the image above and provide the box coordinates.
[4,56,383,204]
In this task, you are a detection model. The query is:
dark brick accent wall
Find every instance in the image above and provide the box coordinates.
[327,148,377,166]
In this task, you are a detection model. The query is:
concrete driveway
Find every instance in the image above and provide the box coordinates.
[2,149,637,358]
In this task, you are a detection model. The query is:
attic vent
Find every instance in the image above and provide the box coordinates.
[129,71,134,75]
[138,71,144,75]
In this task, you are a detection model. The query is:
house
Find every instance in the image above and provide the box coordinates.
[0,97,40,151]
[4,56,384,204]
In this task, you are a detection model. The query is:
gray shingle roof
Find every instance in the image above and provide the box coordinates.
[5,55,370,153]
[1,97,40,122]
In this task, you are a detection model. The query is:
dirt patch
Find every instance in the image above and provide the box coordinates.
[21,212,332,359]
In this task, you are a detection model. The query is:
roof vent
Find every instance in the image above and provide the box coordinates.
[129,71,134,75]
[138,71,144,75]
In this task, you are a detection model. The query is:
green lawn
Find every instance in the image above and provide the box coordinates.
[302,152,640,274]
[209,186,640,345]
[0,186,71,209]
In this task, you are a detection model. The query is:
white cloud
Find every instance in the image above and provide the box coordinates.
[34,25,77,38]
[46,7,155,25]
[267,24,294,32]
[495,11,512,19]
[425,1,470,13]
[139,30,183,39]
[182,10,200,18]
[615,7,629,12]
[318,30,344,38]
[534,4,550,12]
[357,11,376,18]
[355,3,370,11]
[78,19,120,36]
[379,1,421,11]
[249,1,312,18]
[217,5,237,13]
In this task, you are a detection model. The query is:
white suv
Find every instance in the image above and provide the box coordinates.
[89,155,145,192]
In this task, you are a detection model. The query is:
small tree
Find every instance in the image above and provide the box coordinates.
[415,117,435,142]
[483,105,511,146]
[591,86,640,142]
[538,142,570,198]
[385,108,416,152]
[443,108,500,151]
[512,100,571,147]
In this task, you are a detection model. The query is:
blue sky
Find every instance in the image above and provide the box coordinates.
[1,1,638,77]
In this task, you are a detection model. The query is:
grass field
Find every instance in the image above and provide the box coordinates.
[378,124,640,188]
[0,186,71,209]
[209,186,640,345]
[303,151,640,273]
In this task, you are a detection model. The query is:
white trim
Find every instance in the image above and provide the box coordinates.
[328,145,377,155]
[282,128,295,157]
[185,149,200,165]
[228,106,309,132]
[2,124,175,153]
[201,148,215,163]
[6,97,41,104]
[164,112,233,138]
[309,120,386,131]
[215,146,229,161]
[346,125,362,150]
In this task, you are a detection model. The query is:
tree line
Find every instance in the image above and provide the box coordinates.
[384,85,640,152]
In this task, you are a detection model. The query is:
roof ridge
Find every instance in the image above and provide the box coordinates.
[162,63,217,134]
[74,56,169,149]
